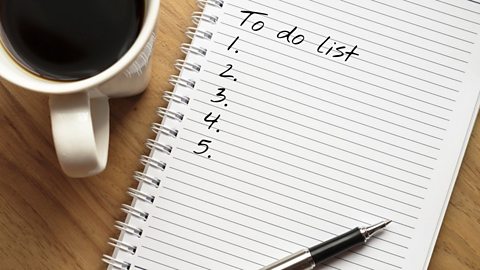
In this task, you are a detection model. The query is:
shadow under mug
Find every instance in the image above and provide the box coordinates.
[0,0,160,178]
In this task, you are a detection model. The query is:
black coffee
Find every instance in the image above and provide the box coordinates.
[0,0,144,81]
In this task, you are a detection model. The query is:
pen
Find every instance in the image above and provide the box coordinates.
[259,220,391,270]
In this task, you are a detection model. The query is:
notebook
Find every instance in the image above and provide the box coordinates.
[103,0,480,269]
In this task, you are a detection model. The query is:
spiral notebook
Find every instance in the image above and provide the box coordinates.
[104,0,480,269]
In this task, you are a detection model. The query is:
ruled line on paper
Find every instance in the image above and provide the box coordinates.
[147,230,262,267]
[187,103,434,182]
[148,220,278,259]
[370,0,477,33]
[217,28,462,93]
[340,0,476,43]
[141,246,212,270]
[208,45,456,113]
[153,199,367,270]
[437,0,480,15]
[194,81,439,161]
[137,256,178,270]
[205,63,446,149]
[213,33,460,103]
[155,206,295,253]
[210,55,448,141]
[403,0,480,25]
[151,213,289,256]
[299,0,474,50]
[243,0,470,63]
[206,54,449,146]
[162,173,405,259]
[168,164,414,241]
[162,175,407,261]
[181,128,428,212]
[157,187,403,269]
[208,37,455,120]
[215,17,461,108]
[171,149,420,235]
[222,9,467,74]
[156,202,305,253]
[176,145,420,227]
[198,76,443,156]
[185,115,432,188]
[206,37,453,121]
[201,75,446,144]
[188,102,434,173]
[223,6,464,96]
[214,35,455,111]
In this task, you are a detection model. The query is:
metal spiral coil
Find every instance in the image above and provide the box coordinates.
[108,238,137,255]
[197,0,224,8]
[128,188,156,204]
[121,204,149,221]
[169,75,196,89]
[163,91,191,105]
[157,107,185,121]
[102,255,131,270]
[180,43,208,56]
[175,59,202,72]
[139,155,167,170]
[145,140,173,156]
[104,0,223,267]
[151,123,179,138]
[192,12,219,25]
[114,221,143,237]
[186,27,213,40]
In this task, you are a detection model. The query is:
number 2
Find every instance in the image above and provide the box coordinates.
[219,64,235,80]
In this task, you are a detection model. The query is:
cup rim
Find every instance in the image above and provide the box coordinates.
[0,0,160,94]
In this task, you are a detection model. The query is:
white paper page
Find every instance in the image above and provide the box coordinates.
[115,0,480,269]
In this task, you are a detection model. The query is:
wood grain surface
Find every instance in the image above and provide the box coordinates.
[0,1,479,269]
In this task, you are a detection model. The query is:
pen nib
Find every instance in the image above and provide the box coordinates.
[362,220,392,241]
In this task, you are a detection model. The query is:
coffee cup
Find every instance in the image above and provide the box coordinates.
[0,0,160,177]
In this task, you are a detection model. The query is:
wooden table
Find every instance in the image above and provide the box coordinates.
[0,1,479,269]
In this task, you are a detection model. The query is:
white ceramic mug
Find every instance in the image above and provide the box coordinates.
[0,0,160,178]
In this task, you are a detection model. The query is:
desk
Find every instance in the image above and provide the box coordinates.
[0,0,479,269]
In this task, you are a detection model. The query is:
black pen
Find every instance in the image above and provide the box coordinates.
[260,220,391,270]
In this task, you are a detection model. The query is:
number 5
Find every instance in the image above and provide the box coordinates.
[193,139,212,155]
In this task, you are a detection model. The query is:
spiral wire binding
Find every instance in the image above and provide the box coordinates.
[139,155,167,170]
[192,12,219,25]
[108,238,137,255]
[120,204,149,221]
[157,107,185,121]
[180,43,207,56]
[145,140,173,156]
[102,255,131,270]
[186,27,213,40]
[163,91,191,105]
[114,221,143,237]
[197,0,224,8]
[175,59,202,72]
[103,1,222,268]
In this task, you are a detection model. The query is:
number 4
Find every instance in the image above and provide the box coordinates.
[204,112,220,129]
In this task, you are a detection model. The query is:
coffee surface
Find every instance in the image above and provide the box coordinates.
[0,0,144,81]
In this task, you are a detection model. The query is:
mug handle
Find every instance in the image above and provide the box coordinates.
[49,91,109,178]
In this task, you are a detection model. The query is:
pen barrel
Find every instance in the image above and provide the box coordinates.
[259,249,315,270]
[309,227,365,265]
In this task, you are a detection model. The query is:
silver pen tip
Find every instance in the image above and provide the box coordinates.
[362,219,392,241]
